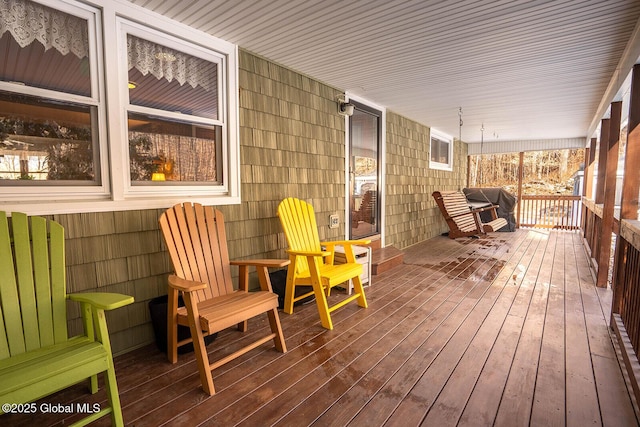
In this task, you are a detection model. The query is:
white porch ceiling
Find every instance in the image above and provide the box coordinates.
[126,0,640,145]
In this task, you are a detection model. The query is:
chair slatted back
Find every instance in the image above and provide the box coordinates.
[277,197,322,275]
[159,203,234,303]
[440,192,478,233]
[0,212,67,360]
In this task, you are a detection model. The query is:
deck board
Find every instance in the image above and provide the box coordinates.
[2,229,638,427]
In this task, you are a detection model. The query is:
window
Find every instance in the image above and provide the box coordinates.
[0,0,106,200]
[429,129,453,171]
[119,22,229,196]
[118,18,238,197]
[0,0,239,213]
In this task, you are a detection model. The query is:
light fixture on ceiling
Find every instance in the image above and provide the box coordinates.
[337,95,355,116]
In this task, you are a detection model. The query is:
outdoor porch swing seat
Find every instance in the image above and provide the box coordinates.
[159,202,288,395]
[432,191,508,239]
[0,212,134,426]
[277,197,370,330]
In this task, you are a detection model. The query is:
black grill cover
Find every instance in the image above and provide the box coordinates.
[463,187,517,232]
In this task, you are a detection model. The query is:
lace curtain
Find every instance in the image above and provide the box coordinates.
[128,35,215,92]
[0,0,89,58]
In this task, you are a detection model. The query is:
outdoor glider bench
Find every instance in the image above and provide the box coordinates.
[432,190,508,239]
[0,212,133,426]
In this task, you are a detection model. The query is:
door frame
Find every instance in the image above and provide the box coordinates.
[344,93,386,246]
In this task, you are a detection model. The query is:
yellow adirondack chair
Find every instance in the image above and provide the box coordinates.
[0,212,133,426]
[159,203,288,395]
[277,197,370,330]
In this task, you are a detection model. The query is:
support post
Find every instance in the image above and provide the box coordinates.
[620,63,640,220]
[582,141,595,232]
[584,139,596,199]
[595,119,610,205]
[516,152,524,228]
[596,102,621,288]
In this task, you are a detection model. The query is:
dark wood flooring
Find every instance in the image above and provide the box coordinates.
[4,229,639,426]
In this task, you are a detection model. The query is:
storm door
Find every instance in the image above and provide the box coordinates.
[349,101,381,239]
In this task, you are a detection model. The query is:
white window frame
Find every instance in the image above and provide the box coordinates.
[429,128,453,171]
[0,0,110,203]
[116,19,230,198]
[0,0,240,215]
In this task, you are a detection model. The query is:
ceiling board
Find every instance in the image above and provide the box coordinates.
[126,0,640,144]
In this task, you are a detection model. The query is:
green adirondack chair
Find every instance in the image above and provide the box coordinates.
[0,212,133,426]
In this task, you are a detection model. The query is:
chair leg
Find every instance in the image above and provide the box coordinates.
[352,275,368,308]
[306,258,333,329]
[93,308,125,427]
[312,280,333,330]
[267,308,287,353]
[104,363,125,427]
[167,288,179,364]
[182,292,215,395]
[283,264,297,314]
[89,374,98,394]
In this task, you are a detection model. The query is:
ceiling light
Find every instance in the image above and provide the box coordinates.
[337,94,354,116]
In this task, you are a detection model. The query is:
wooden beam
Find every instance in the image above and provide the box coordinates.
[516,152,523,228]
[583,147,590,197]
[620,64,640,220]
[581,145,591,232]
[584,138,596,199]
[597,102,622,288]
[595,119,610,205]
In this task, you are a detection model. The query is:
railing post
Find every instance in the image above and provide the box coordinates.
[596,102,622,288]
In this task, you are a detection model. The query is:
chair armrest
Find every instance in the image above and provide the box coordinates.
[231,259,291,293]
[472,204,499,213]
[230,259,290,268]
[168,274,207,292]
[68,292,134,310]
[323,239,372,246]
[287,249,331,257]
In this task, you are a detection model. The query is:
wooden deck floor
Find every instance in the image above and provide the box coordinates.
[4,229,639,426]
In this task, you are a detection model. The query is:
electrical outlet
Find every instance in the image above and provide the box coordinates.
[329,214,339,229]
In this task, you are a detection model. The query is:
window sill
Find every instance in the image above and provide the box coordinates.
[0,194,241,216]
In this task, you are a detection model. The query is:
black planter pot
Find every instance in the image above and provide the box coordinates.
[148,295,217,354]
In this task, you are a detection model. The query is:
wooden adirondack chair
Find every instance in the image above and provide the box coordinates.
[159,202,288,395]
[277,197,370,330]
[432,191,507,239]
[0,212,133,426]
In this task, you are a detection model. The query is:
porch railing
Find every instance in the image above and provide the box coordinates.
[583,199,640,404]
[615,221,640,356]
[518,195,582,229]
